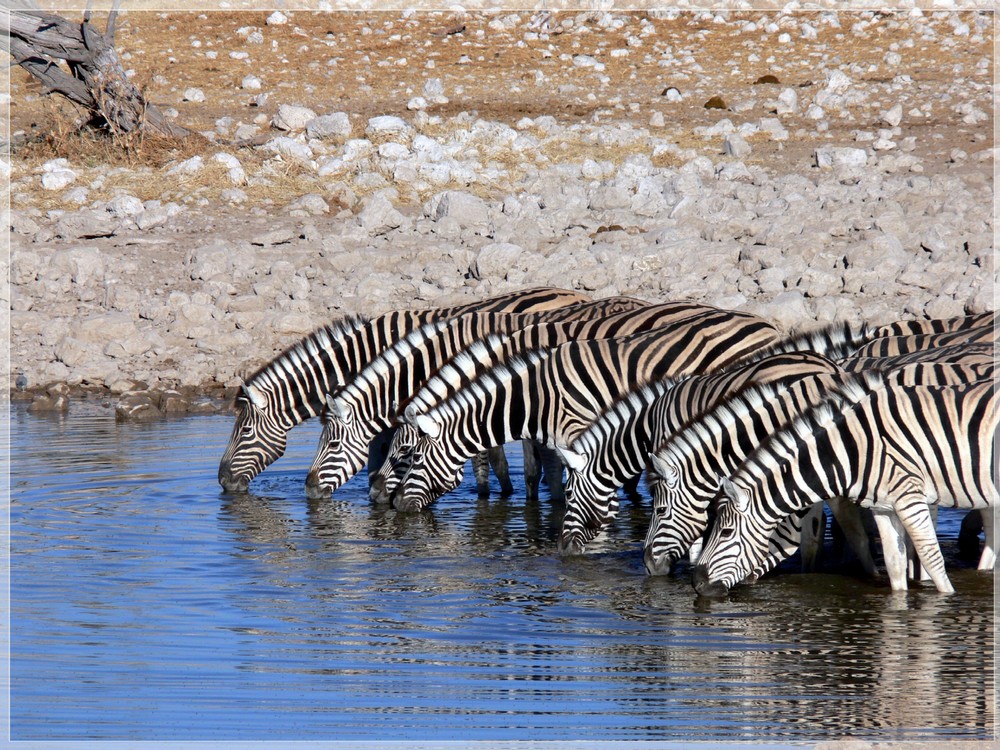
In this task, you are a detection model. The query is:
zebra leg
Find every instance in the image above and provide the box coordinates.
[907,505,937,582]
[798,504,825,573]
[471,452,490,499]
[893,500,954,594]
[958,507,984,562]
[827,498,879,578]
[622,473,643,501]
[978,509,996,571]
[523,441,542,501]
[540,446,565,501]
[487,445,515,498]
[872,511,909,592]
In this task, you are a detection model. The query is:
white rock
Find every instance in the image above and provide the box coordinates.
[357,192,404,235]
[263,136,314,162]
[106,195,144,218]
[242,74,262,90]
[41,169,76,191]
[183,87,206,102]
[776,87,798,114]
[473,243,524,280]
[167,155,204,175]
[814,146,868,169]
[805,104,825,120]
[881,103,903,127]
[306,112,352,141]
[407,97,428,111]
[273,104,317,131]
[723,133,752,158]
[287,193,329,216]
[366,115,410,136]
[663,87,683,102]
[266,11,288,25]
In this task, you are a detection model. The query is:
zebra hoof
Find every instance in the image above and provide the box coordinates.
[692,565,729,598]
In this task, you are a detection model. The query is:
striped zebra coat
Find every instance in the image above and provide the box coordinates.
[365,301,730,503]
[303,301,701,498]
[846,324,996,360]
[397,308,780,523]
[555,352,845,555]
[646,361,996,584]
[871,311,995,338]
[839,342,995,372]
[694,378,999,596]
[217,287,588,492]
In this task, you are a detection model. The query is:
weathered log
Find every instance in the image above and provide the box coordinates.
[2,5,190,139]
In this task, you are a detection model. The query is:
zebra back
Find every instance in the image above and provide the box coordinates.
[884,362,996,386]
[839,342,995,372]
[737,320,874,364]
[871,311,996,338]
[847,324,996,359]
[535,295,649,321]
[431,287,590,315]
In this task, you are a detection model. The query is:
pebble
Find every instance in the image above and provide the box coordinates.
[273,104,318,131]
[182,88,206,103]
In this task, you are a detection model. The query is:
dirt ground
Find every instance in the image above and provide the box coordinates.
[10,8,993,187]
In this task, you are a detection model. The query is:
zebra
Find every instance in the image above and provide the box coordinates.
[554,352,849,557]
[217,287,589,492]
[839,341,995,373]
[550,320,879,554]
[693,378,999,597]
[871,311,996,338]
[846,324,996,360]
[646,361,998,582]
[364,301,732,504]
[396,308,780,525]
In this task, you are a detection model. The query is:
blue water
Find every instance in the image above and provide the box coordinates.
[9,402,996,743]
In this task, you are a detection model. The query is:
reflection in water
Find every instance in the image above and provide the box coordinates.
[10,405,995,741]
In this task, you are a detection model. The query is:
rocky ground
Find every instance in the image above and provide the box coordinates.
[6,9,994,417]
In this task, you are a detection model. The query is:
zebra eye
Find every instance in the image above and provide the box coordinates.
[719,526,736,541]
[241,424,254,436]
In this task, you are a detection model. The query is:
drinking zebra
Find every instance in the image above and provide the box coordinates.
[693,378,999,596]
[308,301,726,501]
[646,361,996,585]
[217,287,589,492]
[395,309,780,532]
[552,321,876,554]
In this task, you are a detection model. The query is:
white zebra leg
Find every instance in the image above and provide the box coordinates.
[907,505,937,582]
[827,497,879,578]
[798,503,825,573]
[872,511,909,592]
[978,508,996,571]
[893,500,954,594]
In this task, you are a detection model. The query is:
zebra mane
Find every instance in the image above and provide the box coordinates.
[736,320,873,366]
[244,314,369,393]
[403,334,508,417]
[411,348,552,425]
[335,317,454,409]
[572,372,691,453]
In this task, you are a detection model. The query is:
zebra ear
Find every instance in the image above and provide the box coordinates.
[720,477,750,514]
[649,452,671,480]
[414,414,442,440]
[555,445,587,473]
[327,395,353,424]
[242,383,267,411]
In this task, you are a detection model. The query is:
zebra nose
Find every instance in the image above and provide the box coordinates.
[557,531,586,556]
[218,467,249,493]
[692,565,729,598]
[368,476,389,504]
[643,546,672,576]
[304,469,331,500]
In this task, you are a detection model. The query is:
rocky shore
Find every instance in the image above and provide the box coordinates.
[7,9,994,417]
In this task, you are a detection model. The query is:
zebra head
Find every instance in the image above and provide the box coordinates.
[555,444,621,555]
[305,395,372,500]
[218,383,290,493]
[693,476,772,597]
[394,415,465,512]
[644,450,715,576]
[370,423,421,504]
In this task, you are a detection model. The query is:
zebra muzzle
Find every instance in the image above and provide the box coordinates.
[692,565,730,598]
[304,469,332,500]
